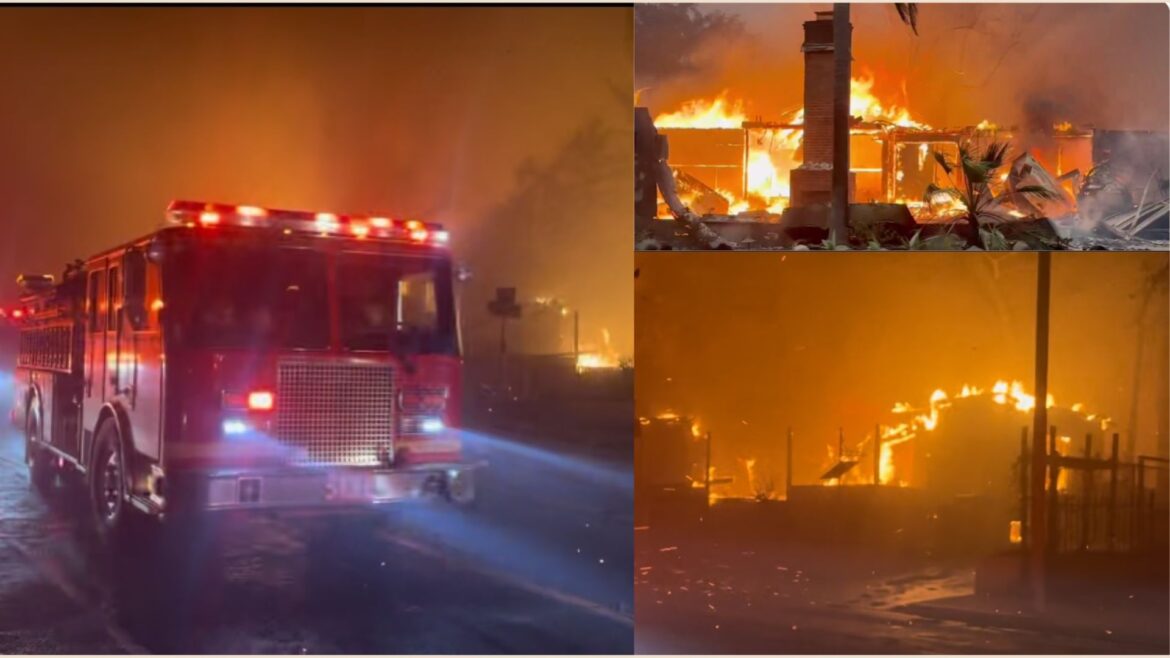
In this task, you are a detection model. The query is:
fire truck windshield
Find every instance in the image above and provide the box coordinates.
[165,244,456,355]
[170,246,331,350]
[337,254,456,354]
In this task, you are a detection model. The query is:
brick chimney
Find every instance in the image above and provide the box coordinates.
[790,10,855,208]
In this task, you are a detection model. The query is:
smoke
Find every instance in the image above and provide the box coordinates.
[0,7,633,354]
[634,4,744,91]
[636,3,1169,132]
[460,117,633,357]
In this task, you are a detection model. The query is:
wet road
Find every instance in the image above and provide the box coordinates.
[635,520,1167,654]
[0,386,632,653]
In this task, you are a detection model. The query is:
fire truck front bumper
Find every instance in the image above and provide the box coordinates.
[165,462,480,515]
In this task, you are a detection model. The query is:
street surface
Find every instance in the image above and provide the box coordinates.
[0,371,633,654]
[635,518,1168,654]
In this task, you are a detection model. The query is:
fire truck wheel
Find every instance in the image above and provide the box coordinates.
[445,470,477,509]
[88,420,139,549]
[25,412,55,494]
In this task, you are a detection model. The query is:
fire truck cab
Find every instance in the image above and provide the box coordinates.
[9,201,474,543]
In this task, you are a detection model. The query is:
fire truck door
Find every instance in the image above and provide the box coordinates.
[120,251,161,462]
[81,265,107,464]
[107,263,122,405]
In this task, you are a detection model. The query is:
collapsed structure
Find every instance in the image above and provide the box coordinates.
[635,10,1170,249]
[639,382,1168,557]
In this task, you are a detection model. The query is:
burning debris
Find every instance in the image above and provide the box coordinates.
[634,7,1169,251]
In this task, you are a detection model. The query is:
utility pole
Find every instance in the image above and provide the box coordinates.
[705,430,713,508]
[1030,251,1052,612]
[873,424,882,486]
[573,309,580,359]
[786,427,794,499]
[829,3,852,241]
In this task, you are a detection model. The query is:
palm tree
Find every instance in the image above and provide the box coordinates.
[926,141,1060,248]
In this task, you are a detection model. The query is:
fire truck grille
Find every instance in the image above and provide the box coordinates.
[275,361,395,465]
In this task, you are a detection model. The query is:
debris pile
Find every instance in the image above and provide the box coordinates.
[636,112,1168,250]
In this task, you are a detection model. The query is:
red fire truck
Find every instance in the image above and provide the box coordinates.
[7,201,474,546]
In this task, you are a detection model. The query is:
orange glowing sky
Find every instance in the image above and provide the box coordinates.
[637,3,1169,133]
[0,7,633,356]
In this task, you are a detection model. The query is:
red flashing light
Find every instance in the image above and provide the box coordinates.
[314,212,339,229]
[237,205,267,218]
[247,390,275,411]
[11,308,24,319]
[166,201,448,246]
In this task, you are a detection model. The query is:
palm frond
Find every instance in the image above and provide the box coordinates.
[982,142,1010,167]
[932,150,953,176]
[894,3,920,35]
[961,156,995,186]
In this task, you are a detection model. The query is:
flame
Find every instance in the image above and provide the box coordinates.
[653,72,928,217]
[576,353,618,371]
[1053,120,1073,132]
[653,92,746,129]
[741,457,759,496]
[849,73,930,129]
[879,441,895,484]
[876,380,1108,486]
[976,119,998,132]
[746,150,790,199]
[576,327,621,372]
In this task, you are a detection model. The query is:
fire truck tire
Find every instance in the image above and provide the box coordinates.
[88,419,144,550]
[445,470,477,509]
[25,411,54,494]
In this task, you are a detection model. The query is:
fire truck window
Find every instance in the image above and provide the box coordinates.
[88,270,105,332]
[107,266,119,330]
[398,272,437,328]
[175,247,329,349]
[338,255,455,353]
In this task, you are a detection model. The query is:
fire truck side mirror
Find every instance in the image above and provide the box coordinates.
[123,248,149,331]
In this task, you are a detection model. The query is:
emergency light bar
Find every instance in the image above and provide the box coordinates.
[166,201,450,247]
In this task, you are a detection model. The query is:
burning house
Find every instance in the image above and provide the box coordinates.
[635,7,1170,249]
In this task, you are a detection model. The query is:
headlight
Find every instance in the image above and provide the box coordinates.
[222,419,250,435]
